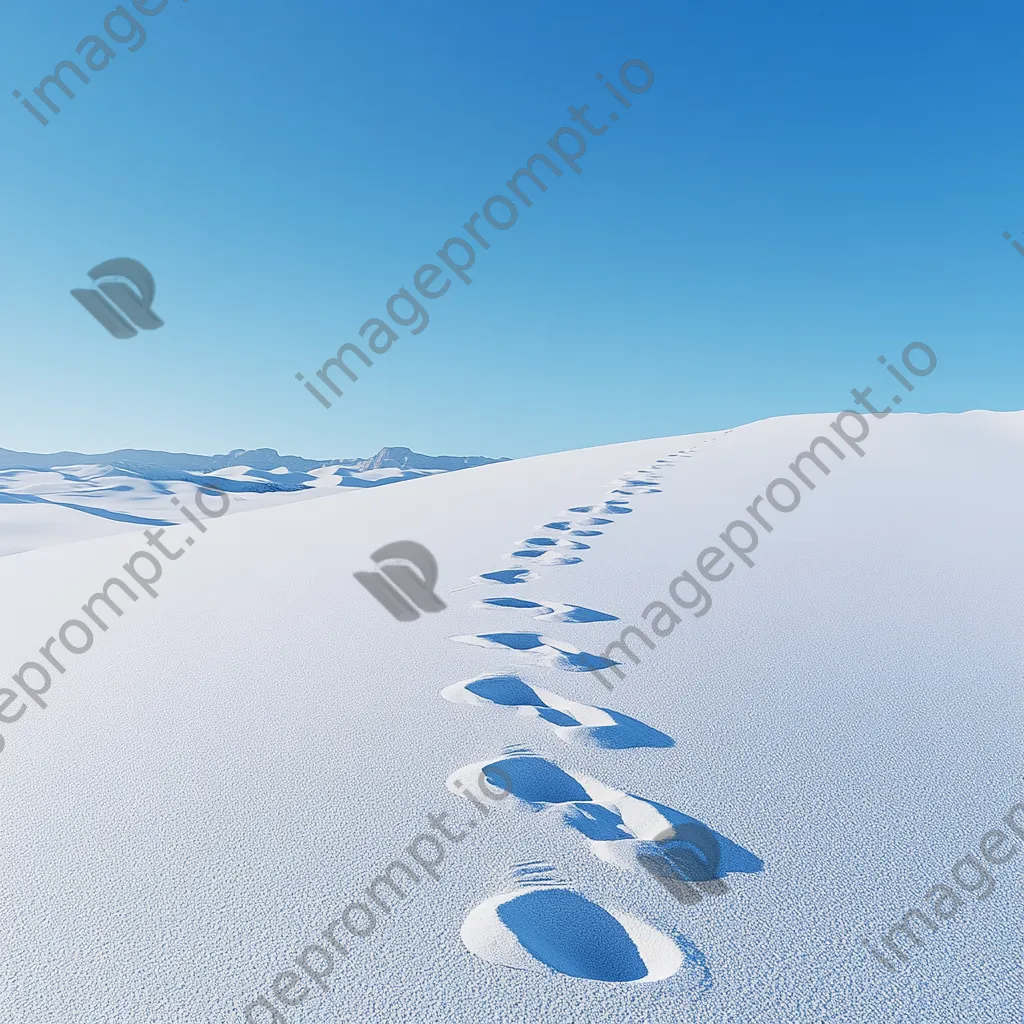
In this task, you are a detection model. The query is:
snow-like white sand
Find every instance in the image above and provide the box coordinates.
[0,462,448,558]
[0,411,1021,1023]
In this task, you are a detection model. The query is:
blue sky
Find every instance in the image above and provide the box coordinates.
[1,0,1022,460]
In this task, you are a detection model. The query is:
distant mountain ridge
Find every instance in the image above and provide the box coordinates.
[353,447,505,472]
[0,445,508,476]
[0,445,511,557]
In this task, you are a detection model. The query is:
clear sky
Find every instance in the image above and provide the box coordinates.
[1,0,1022,460]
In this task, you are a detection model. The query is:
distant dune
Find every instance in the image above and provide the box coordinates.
[0,445,509,557]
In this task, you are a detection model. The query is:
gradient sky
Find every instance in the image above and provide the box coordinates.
[1,0,1022,461]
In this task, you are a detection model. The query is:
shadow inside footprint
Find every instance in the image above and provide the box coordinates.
[442,673,673,749]
[481,755,592,806]
[508,550,584,565]
[474,569,538,585]
[461,885,696,984]
[522,537,590,550]
[565,799,763,875]
[477,597,618,623]
[462,753,764,889]
[639,799,765,878]
[567,503,632,515]
[496,889,654,982]
[450,633,620,672]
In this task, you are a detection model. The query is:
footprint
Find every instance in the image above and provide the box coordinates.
[564,798,763,885]
[448,751,763,884]
[475,597,617,623]
[566,502,632,516]
[450,633,620,672]
[504,550,584,565]
[440,673,673,749]
[545,519,611,530]
[461,882,700,984]
[613,477,661,488]
[460,881,701,984]
[469,568,540,586]
[519,537,591,550]
[610,486,662,496]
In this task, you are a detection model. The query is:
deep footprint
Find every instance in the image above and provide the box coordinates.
[609,476,662,496]
[450,633,620,672]
[471,568,540,586]
[440,673,673,749]
[505,550,584,565]
[475,597,617,623]
[461,884,695,984]
[449,751,763,881]
[520,537,590,550]
[544,519,611,530]
[566,502,632,516]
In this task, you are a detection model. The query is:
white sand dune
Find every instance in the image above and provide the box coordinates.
[0,456,464,558]
[0,411,1020,1023]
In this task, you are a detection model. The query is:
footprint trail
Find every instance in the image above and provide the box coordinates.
[442,441,732,985]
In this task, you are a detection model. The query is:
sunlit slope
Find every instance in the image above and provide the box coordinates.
[0,411,1020,1024]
